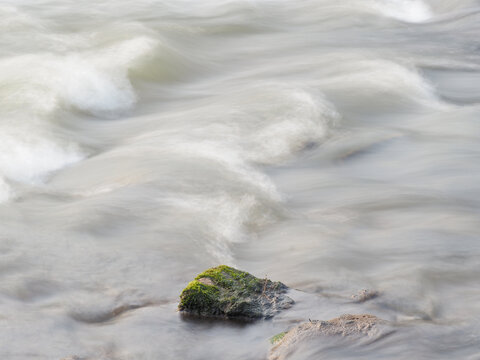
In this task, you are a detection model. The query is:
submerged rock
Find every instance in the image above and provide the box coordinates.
[269,314,391,360]
[351,289,380,303]
[178,265,294,319]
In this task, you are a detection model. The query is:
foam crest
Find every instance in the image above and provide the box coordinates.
[62,37,159,116]
[165,193,264,264]
[95,36,158,69]
[0,36,158,118]
[240,88,339,164]
[370,0,433,23]
[318,57,448,110]
[0,125,82,185]
[0,36,158,199]
[62,37,158,116]
[57,56,137,116]
[175,139,280,198]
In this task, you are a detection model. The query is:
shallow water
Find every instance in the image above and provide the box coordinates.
[1,0,480,359]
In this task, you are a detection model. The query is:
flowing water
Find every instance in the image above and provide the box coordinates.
[1,0,480,359]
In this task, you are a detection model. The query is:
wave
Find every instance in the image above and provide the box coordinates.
[155,86,338,261]
[0,127,82,184]
[233,86,339,164]
[0,118,82,204]
[0,28,162,203]
[311,55,449,112]
[370,0,433,23]
[54,84,338,262]
[0,36,158,117]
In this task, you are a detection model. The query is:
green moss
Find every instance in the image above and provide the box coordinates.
[270,332,287,344]
[179,265,291,319]
[195,265,264,291]
[178,280,219,312]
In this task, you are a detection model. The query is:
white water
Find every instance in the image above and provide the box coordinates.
[1,1,480,359]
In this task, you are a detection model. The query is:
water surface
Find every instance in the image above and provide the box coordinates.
[1,1,480,359]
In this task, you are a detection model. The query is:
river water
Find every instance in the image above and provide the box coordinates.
[1,0,480,359]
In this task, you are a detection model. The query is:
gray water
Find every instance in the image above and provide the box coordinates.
[1,0,480,359]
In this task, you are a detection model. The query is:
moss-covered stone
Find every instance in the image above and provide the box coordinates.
[179,265,294,319]
[269,315,391,360]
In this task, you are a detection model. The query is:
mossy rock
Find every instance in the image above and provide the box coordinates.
[269,315,392,360]
[178,265,294,319]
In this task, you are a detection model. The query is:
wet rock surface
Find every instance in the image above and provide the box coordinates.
[351,289,380,303]
[269,314,391,360]
[178,265,294,319]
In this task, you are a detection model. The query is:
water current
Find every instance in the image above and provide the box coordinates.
[1,0,480,359]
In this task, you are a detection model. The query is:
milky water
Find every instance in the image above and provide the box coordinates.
[1,0,480,359]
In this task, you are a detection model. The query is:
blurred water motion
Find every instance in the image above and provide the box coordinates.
[1,0,480,359]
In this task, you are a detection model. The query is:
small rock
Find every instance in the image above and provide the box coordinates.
[269,314,391,360]
[178,265,294,319]
[351,289,379,303]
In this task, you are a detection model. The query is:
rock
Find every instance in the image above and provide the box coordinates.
[351,289,379,303]
[269,314,391,360]
[178,265,294,319]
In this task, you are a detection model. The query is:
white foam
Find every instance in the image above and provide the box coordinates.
[318,57,448,110]
[155,135,281,202]
[0,126,82,185]
[162,192,267,264]
[0,36,158,198]
[203,193,262,264]
[371,0,433,23]
[243,88,339,164]
[61,37,157,116]
[57,56,137,116]
[0,36,157,118]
